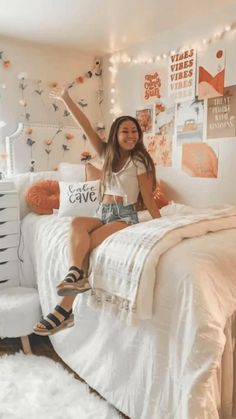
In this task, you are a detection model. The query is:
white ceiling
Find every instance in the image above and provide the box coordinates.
[0,0,235,55]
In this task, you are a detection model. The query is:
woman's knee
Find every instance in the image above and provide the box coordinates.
[70,217,101,234]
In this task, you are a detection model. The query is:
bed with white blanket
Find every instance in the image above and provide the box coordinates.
[4,122,236,418]
[19,203,236,419]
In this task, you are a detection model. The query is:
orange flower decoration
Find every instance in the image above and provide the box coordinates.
[25,128,33,135]
[44,138,53,146]
[49,81,59,88]
[81,151,91,157]
[75,76,84,84]
[64,132,74,140]
[3,60,10,69]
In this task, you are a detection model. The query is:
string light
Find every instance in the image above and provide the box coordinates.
[109,21,236,115]
[109,21,235,66]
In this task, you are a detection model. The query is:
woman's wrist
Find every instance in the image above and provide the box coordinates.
[61,88,70,103]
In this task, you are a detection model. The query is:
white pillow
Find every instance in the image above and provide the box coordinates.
[58,162,86,182]
[58,180,100,217]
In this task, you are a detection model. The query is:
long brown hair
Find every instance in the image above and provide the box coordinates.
[102,115,156,189]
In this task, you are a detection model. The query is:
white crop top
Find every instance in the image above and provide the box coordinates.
[102,157,147,205]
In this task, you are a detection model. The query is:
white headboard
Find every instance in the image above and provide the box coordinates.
[5,122,96,174]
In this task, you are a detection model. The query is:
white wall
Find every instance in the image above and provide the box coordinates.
[102,4,236,207]
[0,36,103,159]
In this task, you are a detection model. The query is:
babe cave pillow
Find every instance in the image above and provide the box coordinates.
[58,180,100,217]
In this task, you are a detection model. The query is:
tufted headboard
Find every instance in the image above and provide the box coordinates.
[5,122,96,175]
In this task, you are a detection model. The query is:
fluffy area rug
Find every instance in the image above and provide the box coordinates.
[0,352,121,419]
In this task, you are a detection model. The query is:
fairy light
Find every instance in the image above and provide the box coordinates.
[109,21,235,69]
[109,21,236,115]
[225,25,231,32]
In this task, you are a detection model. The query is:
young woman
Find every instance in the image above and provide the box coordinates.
[33,87,161,336]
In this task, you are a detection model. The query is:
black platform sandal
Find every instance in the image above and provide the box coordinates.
[56,266,91,297]
[33,305,74,336]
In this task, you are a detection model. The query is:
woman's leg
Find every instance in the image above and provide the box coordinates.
[34,217,103,335]
[89,220,128,250]
[69,216,103,272]
[57,217,103,293]
[34,219,128,335]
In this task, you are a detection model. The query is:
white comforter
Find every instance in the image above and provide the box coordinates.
[20,204,236,419]
[88,206,236,323]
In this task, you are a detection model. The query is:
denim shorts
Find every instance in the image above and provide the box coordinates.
[96,203,139,225]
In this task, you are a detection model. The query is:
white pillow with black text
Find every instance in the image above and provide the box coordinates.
[58,180,100,217]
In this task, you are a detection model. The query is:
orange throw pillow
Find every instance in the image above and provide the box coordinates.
[153,182,169,209]
[136,182,168,211]
[26,180,60,215]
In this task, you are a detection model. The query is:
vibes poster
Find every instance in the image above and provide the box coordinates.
[168,48,196,101]
[207,85,236,139]
[197,41,225,100]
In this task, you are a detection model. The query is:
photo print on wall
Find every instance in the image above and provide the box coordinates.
[176,99,204,145]
[136,106,154,134]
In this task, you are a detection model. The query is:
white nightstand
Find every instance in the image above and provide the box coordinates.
[0,181,41,353]
[0,181,20,288]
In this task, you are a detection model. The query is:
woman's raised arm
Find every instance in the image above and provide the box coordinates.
[50,87,105,156]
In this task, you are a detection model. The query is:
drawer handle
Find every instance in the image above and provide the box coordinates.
[0,208,6,211]
[0,222,6,225]
[0,235,6,238]
[0,248,7,252]
[0,194,5,197]
[0,261,7,265]
[0,279,9,284]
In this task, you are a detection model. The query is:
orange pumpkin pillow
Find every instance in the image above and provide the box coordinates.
[26,180,60,215]
[136,182,169,211]
[152,182,169,209]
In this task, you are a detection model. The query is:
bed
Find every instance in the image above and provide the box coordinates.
[5,123,236,419]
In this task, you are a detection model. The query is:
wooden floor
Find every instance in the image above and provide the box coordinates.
[0,334,129,419]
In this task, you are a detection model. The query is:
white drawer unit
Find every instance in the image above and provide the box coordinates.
[0,260,19,289]
[0,184,20,288]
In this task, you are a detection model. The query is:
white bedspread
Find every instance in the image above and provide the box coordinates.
[88,206,236,323]
[20,204,236,419]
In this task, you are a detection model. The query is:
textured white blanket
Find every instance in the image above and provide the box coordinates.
[19,205,236,418]
[88,207,236,323]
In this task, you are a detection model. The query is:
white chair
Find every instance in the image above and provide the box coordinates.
[0,287,41,354]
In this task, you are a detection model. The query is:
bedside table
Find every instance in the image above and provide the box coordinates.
[0,181,42,353]
[0,181,20,288]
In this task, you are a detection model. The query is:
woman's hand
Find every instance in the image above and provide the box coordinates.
[49,86,69,102]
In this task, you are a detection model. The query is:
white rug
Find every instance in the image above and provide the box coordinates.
[0,352,121,419]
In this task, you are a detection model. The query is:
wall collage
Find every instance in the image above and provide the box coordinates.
[135,40,236,178]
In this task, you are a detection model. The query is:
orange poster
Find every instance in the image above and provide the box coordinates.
[144,133,172,167]
[197,42,225,100]
[143,67,167,102]
[182,142,218,178]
